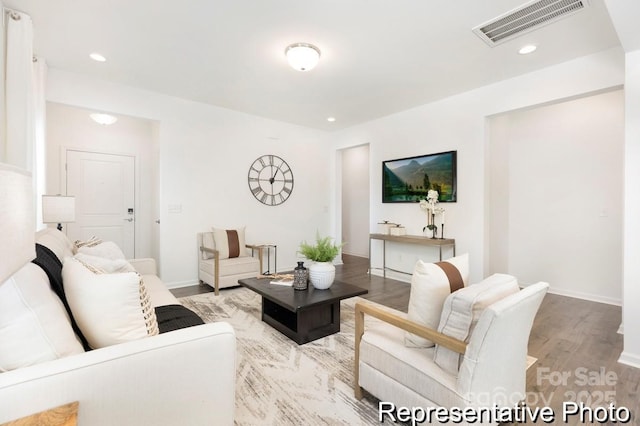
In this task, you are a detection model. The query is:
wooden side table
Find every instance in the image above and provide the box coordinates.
[251,244,277,275]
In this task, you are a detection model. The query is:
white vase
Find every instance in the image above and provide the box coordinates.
[308,261,336,290]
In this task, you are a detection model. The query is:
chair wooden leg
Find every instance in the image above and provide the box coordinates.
[354,303,364,400]
[214,252,220,296]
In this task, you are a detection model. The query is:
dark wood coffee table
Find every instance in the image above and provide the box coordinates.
[238,276,367,344]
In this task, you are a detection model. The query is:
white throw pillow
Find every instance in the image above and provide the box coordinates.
[433,273,520,375]
[77,241,126,260]
[212,227,246,259]
[0,264,84,372]
[74,253,136,273]
[74,236,103,251]
[404,253,469,348]
[62,258,158,349]
[35,228,76,261]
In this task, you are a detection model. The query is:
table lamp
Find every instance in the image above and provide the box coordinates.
[42,195,75,231]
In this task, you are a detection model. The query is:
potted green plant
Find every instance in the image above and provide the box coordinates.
[299,233,344,289]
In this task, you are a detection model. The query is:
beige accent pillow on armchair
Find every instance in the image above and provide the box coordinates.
[212,227,246,259]
[404,253,469,348]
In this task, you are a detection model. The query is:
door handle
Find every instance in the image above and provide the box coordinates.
[124,218,134,222]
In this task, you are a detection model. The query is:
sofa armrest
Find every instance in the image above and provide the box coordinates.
[354,300,467,399]
[0,322,236,426]
[127,258,157,275]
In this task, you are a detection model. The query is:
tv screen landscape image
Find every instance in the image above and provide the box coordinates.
[382,150,457,203]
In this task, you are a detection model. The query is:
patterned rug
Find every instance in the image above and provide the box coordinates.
[180,288,537,425]
[179,287,388,426]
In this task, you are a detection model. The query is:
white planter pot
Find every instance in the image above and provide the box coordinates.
[308,261,336,290]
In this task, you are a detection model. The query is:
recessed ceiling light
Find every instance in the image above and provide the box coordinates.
[89,52,106,62]
[90,113,117,125]
[518,44,537,55]
[327,117,336,122]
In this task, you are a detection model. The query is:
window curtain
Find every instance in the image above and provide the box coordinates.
[33,57,47,229]
[5,10,34,171]
[5,10,47,229]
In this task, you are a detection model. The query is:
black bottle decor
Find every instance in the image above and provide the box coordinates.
[293,261,308,290]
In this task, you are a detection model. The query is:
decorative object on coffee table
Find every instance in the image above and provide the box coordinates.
[299,233,344,290]
[293,261,308,290]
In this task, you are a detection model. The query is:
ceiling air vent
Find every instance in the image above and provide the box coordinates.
[473,0,589,46]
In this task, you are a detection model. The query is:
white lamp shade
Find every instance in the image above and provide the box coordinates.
[285,43,321,72]
[42,195,76,224]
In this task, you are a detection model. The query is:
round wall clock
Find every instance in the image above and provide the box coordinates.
[247,154,294,206]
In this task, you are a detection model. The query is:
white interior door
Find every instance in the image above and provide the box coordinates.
[66,150,136,258]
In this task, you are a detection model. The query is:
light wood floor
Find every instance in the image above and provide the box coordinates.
[172,254,639,424]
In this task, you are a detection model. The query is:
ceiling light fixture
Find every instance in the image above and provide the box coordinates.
[285,43,321,72]
[518,44,537,55]
[89,52,106,62]
[90,113,118,125]
[327,117,336,122]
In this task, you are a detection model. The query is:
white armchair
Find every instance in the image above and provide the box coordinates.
[354,282,548,425]
[197,231,261,295]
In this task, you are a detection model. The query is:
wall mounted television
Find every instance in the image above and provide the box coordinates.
[382,150,457,203]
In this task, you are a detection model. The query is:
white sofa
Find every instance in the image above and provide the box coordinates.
[0,229,236,425]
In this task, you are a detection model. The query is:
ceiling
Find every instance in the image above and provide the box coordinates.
[4,0,622,131]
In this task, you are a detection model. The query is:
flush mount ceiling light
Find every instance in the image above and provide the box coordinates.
[327,117,336,122]
[89,52,106,62]
[285,43,321,72]
[519,44,537,54]
[90,113,118,125]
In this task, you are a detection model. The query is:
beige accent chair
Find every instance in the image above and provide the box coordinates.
[354,282,548,425]
[197,232,262,295]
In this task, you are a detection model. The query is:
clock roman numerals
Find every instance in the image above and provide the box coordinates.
[248,154,294,206]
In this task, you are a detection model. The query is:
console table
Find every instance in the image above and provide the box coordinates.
[369,233,456,277]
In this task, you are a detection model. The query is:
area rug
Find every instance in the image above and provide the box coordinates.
[179,287,388,425]
[179,288,537,425]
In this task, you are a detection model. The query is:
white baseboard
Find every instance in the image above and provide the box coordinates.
[342,250,368,258]
[369,269,411,283]
[165,280,200,289]
[369,272,622,306]
[618,351,640,369]
[545,286,622,306]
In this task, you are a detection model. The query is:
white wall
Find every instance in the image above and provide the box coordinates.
[604,0,640,372]
[330,47,625,286]
[620,49,640,367]
[341,144,370,257]
[45,102,158,259]
[46,69,330,287]
[488,90,624,304]
[0,1,5,161]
